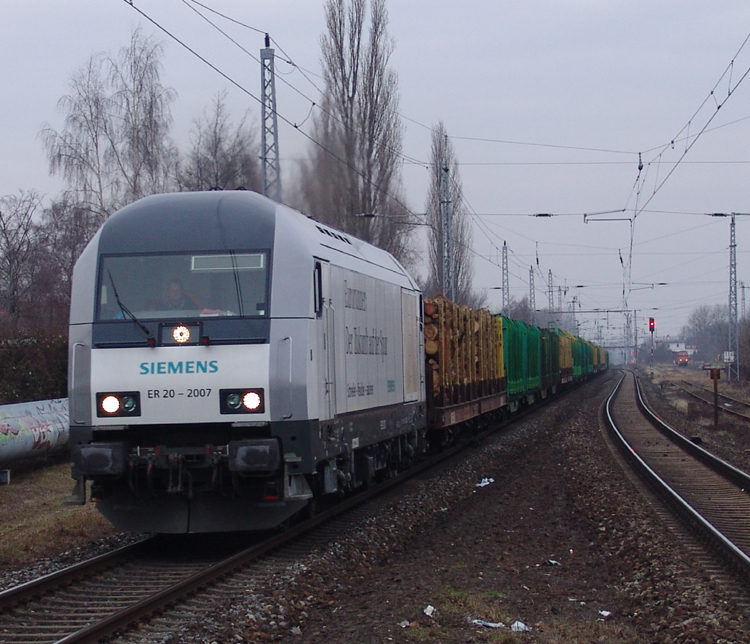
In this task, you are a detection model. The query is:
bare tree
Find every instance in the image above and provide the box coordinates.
[505,297,532,325]
[179,92,261,191]
[42,27,177,222]
[0,191,43,329]
[297,0,414,266]
[27,195,100,331]
[422,122,480,306]
[681,304,728,362]
[107,29,178,202]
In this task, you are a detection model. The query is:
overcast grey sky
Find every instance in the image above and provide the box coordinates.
[3,1,750,356]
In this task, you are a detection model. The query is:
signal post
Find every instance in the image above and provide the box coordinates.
[649,317,655,377]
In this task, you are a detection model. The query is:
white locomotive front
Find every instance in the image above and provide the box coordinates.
[68,191,426,532]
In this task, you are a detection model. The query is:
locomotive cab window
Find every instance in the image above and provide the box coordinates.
[96,251,269,321]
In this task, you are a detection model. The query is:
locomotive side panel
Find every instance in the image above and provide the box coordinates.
[331,266,405,416]
[68,227,102,428]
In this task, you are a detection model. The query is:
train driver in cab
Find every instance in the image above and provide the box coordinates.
[164,279,203,311]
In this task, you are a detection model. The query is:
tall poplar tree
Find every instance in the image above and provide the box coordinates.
[298,0,414,266]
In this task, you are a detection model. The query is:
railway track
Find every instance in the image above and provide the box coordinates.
[605,370,750,583]
[0,533,268,644]
[674,378,750,421]
[3,492,382,643]
[1,382,591,644]
[0,461,467,644]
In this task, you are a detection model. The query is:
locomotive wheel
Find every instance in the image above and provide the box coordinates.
[305,497,317,520]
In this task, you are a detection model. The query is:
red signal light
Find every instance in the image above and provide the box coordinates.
[649,317,655,332]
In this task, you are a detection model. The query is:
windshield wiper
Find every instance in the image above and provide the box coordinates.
[108,270,153,341]
[230,251,245,317]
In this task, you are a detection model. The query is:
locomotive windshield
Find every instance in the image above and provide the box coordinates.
[96,251,269,321]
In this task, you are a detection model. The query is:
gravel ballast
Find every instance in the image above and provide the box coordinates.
[162,372,749,643]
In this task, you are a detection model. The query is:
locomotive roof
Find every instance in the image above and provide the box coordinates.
[94,190,418,288]
[98,191,277,254]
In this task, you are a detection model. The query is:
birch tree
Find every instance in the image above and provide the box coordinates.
[0,191,42,329]
[42,27,177,222]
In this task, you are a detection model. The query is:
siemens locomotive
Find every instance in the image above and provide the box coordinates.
[67,190,606,533]
[68,191,425,532]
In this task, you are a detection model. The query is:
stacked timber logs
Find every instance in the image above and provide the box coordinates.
[424,296,502,407]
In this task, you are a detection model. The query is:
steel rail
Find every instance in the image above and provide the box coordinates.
[0,538,152,608]
[604,370,750,580]
[637,377,750,489]
[676,379,750,422]
[679,379,750,408]
[48,398,538,644]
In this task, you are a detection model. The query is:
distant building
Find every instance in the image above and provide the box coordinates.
[667,341,697,356]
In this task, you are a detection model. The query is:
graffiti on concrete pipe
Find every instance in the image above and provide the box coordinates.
[0,399,69,465]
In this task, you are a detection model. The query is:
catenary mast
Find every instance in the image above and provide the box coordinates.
[502,242,510,314]
[261,34,282,202]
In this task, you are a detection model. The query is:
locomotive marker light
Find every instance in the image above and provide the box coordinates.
[160,323,201,346]
[226,393,242,410]
[243,391,263,411]
[101,395,121,415]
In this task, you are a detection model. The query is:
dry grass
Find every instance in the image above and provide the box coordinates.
[0,460,117,573]
[651,364,750,430]
[652,363,749,401]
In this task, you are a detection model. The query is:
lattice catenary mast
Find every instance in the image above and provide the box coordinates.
[712,212,741,381]
[440,157,453,301]
[548,270,554,328]
[729,213,739,380]
[261,34,282,203]
[502,242,510,314]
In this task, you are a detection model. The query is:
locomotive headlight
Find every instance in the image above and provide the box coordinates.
[172,325,191,344]
[160,323,201,346]
[242,391,262,411]
[220,389,265,414]
[96,392,141,417]
[101,395,121,414]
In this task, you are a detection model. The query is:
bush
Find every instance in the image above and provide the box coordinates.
[0,331,67,404]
